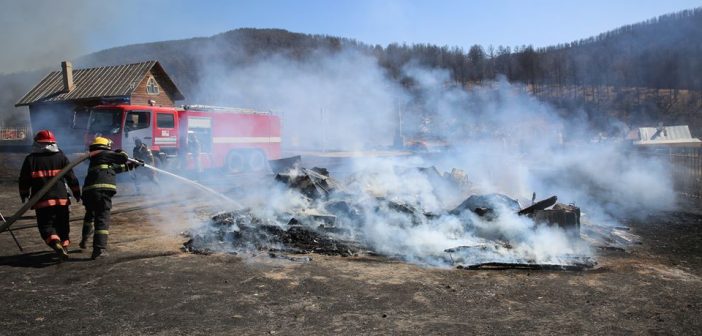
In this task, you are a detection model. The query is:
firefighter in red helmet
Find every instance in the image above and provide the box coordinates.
[18,130,81,261]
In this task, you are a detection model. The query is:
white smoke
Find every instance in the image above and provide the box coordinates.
[0,0,126,74]
[179,45,675,267]
[191,49,404,151]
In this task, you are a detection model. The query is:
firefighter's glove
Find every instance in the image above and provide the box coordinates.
[74,194,81,203]
[130,159,145,167]
[126,160,142,170]
[20,195,27,203]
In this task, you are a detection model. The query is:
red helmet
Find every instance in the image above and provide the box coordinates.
[34,130,57,143]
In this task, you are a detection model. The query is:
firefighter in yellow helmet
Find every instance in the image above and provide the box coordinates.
[81,137,142,259]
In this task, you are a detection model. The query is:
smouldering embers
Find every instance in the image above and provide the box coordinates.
[185,159,593,268]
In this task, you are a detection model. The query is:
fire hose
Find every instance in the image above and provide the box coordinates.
[1,150,239,236]
[0,150,103,234]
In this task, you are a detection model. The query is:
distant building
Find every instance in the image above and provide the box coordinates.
[633,125,702,147]
[15,60,184,148]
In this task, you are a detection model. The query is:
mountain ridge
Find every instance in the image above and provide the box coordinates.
[2,8,701,135]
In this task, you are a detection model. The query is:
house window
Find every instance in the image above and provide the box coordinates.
[146,77,159,95]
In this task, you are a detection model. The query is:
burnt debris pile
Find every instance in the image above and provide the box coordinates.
[183,164,601,270]
[183,209,361,256]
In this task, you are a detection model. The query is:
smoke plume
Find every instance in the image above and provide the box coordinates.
[180,44,676,267]
[0,0,123,74]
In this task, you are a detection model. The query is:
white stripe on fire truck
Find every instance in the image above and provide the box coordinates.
[212,137,282,144]
[154,137,177,144]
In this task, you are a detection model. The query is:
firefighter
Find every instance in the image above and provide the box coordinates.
[18,130,81,260]
[81,136,142,259]
[177,135,188,172]
[188,131,202,179]
[132,138,157,193]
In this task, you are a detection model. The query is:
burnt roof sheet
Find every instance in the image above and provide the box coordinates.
[15,61,184,106]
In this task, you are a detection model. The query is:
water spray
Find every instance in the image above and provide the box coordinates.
[128,159,242,208]
[0,151,242,236]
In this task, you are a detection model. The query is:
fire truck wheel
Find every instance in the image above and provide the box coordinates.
[247,150,268,172]
[226,151,246,173]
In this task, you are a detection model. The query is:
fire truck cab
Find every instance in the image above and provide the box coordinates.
[85,104,281,172]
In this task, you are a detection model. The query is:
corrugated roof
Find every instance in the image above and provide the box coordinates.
[638,125,695,141]
[634,125,702,146]
[15,61,184,106]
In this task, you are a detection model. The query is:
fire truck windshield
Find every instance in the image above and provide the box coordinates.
[88,108,122,135]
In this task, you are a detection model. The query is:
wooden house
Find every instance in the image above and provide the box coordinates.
[15,60,184,148]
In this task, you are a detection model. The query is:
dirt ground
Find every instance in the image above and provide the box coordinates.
[0,154,701,335]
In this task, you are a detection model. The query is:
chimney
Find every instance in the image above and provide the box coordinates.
[61,61,75,93]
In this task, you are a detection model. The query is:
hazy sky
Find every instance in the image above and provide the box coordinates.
[1,0,701,73]
[90,0,701,48]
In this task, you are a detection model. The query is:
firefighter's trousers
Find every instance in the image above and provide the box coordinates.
[82,190,115,250]
[36,205,70,246]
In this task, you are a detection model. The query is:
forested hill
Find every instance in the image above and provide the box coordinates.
[531,8,702,90]
[74,28,373,103]
[2,7,701,133]
[76,7,702,92]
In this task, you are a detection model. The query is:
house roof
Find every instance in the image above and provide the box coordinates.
[634,125,702,146]
[15,61,184,106]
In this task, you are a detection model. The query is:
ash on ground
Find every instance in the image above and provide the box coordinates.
[183,164,627,270]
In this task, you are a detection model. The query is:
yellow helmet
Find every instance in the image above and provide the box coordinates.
[90,136,112,150]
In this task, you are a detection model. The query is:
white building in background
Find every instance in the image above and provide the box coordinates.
[633,125,702,147]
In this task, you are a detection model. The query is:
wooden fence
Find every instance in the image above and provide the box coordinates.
[644,146,702,202]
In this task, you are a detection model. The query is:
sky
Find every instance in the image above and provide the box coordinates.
[1,0,701,73]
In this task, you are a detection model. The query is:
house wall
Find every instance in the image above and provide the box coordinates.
[130,70,176,107]
[28,102,84,148]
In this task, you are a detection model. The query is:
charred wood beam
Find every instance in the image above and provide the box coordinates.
[459,262,591,271]
[517,196,558,216]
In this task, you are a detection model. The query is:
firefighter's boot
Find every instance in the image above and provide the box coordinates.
[91,248,107,260]
[79,221,93,249]
[79,236,90,250]
[51,240,69,261]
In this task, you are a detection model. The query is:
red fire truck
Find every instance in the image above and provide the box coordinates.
[84,104,281,172]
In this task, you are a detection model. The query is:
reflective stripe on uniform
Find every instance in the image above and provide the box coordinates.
[31,169,61,178]
[95,230,109,235]
[89,164,111,172]
[33,198,70,209]
[83,183,117,191]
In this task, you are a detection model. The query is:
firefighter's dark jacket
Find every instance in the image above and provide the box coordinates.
[83,150,134,192]
[19,150,80,209]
